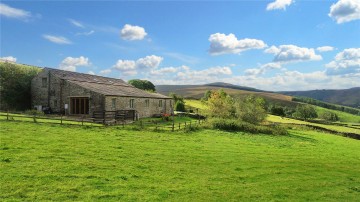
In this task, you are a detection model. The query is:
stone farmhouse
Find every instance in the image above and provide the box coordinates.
[31,68,172,118]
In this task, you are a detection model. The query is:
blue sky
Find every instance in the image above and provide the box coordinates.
[1,0,360,91]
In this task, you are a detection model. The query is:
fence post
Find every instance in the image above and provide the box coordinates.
[179,123,180,130]
[172,121,174,132]
[60,115,63,125]
[184,121,187,129]
[33,114,36,123]
[82,115,84,126]
[103,111,105,125]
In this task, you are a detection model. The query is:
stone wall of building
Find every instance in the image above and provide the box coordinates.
[104,96,172,118]
[31,69,104,115]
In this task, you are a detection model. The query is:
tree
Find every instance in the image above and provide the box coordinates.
[235,95,267,125]
[202,90,212,101]
[0,62,41,110]
[293,104,317,120]
[128,79,155,92]
[207,89,234,118]
[320,111,339,122]
[169,93,186,112]
[269,105,285,117]
[174,100,186,112]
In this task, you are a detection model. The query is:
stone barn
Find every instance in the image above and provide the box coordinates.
[31,68,172,118]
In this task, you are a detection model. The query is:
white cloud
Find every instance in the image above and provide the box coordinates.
[99,69,112,75]
[87,71,95,75]
[317,46,335,52]
[113,60,136,71]
[43,34,72,44]
[68,19,85,28]
[0,3,31,20]
[265,45,322,63]
[329,0,360,24]
[325,48,360,75]
[76,30,95,36]
[266,0,294,11]
[59,56,90,71]
[150,67,179,76]
[163,52,199,64]
[175,66,232,84]
[120,24,147,41]
[208,33,267,55]
[113,55,163,75]
[245,62,282,76]
[0,56,17,63]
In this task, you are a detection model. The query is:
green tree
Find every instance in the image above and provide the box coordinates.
[202,90,212,101]
[320,111,339,122]
[235,95,267,125]
[269,105,285,117]
[128,79,156,92]
[0,62,41,110]
[169,93,186,112]
[174,100,186,112]
[293,104,318,120]
[208,89,234,118]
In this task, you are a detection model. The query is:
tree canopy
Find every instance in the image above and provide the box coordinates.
[0,62,41,110]
[128,79,156,92]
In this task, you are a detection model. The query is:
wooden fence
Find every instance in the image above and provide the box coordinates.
[92,110,136,125]
[0,111,100,126]
[135,118,206,132]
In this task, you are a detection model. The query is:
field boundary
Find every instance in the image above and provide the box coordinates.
[0,111,102,127]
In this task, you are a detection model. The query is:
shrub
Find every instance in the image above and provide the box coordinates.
[319,111,339,122]
[209,118,287,135]
[175,100,186,112]
[235,95,267,124]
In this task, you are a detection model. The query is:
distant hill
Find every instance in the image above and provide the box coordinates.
[282,87,360,108]
[156,83,295,107]
[205,82,265,92]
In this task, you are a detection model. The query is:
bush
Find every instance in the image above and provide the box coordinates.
[319,111,339,122]
[175,100,185,112]
[235,95,267,124]
[209,118,287,135]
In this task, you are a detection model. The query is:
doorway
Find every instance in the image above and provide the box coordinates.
[70,97,89,114]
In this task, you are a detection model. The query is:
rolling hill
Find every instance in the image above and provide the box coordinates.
[281,87,360,108]
[157,83,360,109]
[156,83,295,107]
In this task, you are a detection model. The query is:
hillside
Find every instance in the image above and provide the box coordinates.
[157,84,295,107]
[282,87,360,108]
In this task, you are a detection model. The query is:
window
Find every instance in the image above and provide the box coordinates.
[159,100,163,107]
[42,78,47,88]
[112,98,116,109]
[145,99,149,107]
[130,99,134,108]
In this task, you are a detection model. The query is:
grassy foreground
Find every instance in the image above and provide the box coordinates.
[1,121,360,201]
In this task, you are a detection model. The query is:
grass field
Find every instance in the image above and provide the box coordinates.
[1,121,360,201]
[314,106,360,123]
[267,115,360,135]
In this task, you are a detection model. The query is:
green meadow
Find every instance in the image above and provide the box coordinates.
[1,121,360,201]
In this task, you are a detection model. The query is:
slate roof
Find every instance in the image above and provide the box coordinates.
[47,68,170,99]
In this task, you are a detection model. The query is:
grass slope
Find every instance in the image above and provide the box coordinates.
[1,121,360,201]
